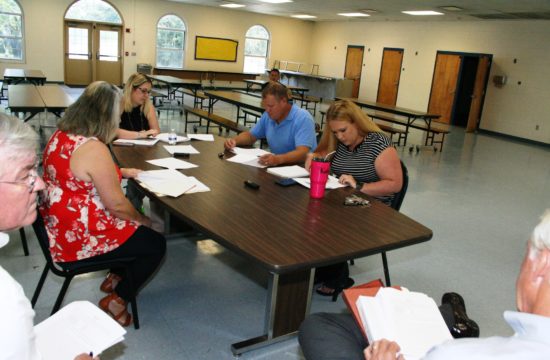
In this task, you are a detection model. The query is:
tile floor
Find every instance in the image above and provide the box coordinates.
[1,87,549,359]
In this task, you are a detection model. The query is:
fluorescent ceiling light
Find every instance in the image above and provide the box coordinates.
[402,10,444,16]
[291,14,317,19]
[338,12,370,17]
[258,0,293,3]
[220,3,245,8]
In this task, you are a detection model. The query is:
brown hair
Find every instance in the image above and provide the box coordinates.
[58,81,121,143]
[261,82,292,102]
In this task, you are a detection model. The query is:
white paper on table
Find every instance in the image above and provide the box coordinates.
[155,133,189,143]
[163,145,200,155]
[183,176,211,193]
[356,288,452,360]
[137,169,189,182]
[293,175,346,189]
[146,157,198,169]
[231,147,271,157]
[187,134,214,141]
[113,138,159,146]
[226,153,267,168]
[267,165,309,178]
[34,301,126,360]
[137,170,210,196]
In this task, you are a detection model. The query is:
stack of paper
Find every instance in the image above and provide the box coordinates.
[137,169,210,196]
[163,145,200,155]
[293,175,346,189]
[188,134,214,141]
[266,165,309,178]
[226,147,271,168]
[113,138,159,146]
[146,157,198,169]
[34,301,126,360]
[155,133,189,143]
[356,287,452,360]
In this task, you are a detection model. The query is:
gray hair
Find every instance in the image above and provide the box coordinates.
[0,114,38,178]
[529,209,550,258]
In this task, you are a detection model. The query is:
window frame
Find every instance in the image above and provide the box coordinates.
[243,24,270,74]
[0,0,25,63]
[155,14,186,70]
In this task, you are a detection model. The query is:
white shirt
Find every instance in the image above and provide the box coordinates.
[0,241,41,360]
[424,311,550,360]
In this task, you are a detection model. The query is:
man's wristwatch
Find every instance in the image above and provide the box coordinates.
[355,182,363,191]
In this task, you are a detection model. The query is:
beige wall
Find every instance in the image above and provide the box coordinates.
[2,0,313,81]
[2,0,549,144]
[309,20,550,144]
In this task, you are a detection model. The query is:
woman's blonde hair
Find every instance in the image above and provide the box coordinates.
[316,99,383,154]
[122,73,153,115]
[58,81,121,143]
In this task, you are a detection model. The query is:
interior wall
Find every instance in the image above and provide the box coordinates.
[309,20,550,144]
[2,0,313,82]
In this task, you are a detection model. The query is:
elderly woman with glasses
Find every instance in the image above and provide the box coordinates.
[117,73,160,140]
[40,81,166,327]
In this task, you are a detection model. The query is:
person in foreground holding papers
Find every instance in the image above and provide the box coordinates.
[224,82,317,166]
[0,114,97,360]
[305,100,402,299]
[300,210,550,360]
[40,81,166,327]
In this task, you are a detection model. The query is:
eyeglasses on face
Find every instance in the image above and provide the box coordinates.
[136,87,152,95]
[0,165,39,193]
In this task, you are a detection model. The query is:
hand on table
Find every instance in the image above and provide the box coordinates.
[258,153,280,167]
[138,129,158,139]
[121,168,142,179]
[338,174,357,188]
[224,138,236,150]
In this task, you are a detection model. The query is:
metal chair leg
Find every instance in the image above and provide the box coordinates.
[31,266,50,307]
[19,228,29,256]
[52,276,74,314]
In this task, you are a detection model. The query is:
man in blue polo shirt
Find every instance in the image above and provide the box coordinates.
[224,82,317,166]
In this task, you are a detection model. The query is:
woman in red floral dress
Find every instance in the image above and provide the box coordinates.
[40,81,166,326]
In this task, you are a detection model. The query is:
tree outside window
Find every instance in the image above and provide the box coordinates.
[65,0,122,23]
[0,0,24,61]
[156,15,185,69]
[244,25,269,74]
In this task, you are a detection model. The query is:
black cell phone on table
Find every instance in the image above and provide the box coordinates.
[275,178,297,187]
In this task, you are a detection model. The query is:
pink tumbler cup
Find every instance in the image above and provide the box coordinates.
[309,158,331,199]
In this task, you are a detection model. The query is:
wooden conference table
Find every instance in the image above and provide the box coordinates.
[112,137,433,355]
[4,68,47,85]
[336,97,440,146]
[8,84,73,122]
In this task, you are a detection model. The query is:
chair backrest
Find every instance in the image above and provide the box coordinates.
[390,161,409,211]
[32,211,63,275]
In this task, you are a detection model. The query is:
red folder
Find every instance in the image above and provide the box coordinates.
[342,279,401,341]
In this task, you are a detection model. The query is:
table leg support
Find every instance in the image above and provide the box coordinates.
[231,268,315,355]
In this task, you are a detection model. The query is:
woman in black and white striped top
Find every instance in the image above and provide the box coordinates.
[306,99,403,298]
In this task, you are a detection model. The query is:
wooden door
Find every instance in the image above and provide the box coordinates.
[64,22,93,86]
[466,56,491,132]
[344,46,364,98]
[376,48,403,106]
[428,53,462,124]
[95,24,123,86]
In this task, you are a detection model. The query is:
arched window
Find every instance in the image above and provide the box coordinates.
[244,25,269,73]
[65,0,122,23]
[156,14,186,69]
[0,0,24,61]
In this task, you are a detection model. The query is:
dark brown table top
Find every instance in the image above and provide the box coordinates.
[112,137,432,274]
[336,96,440,120]
[7,84,44,109]
[36,84,73,108]
[205,90,264,113]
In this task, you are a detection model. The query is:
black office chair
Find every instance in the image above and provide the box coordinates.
[350,161,409,287]
[30,211,141,329]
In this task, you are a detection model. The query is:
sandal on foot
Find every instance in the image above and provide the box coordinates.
[100,273,122,293]
[99,292,133,327]
[316,278,355,302]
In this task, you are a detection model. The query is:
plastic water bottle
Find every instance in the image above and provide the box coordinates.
[168,129,177,145]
